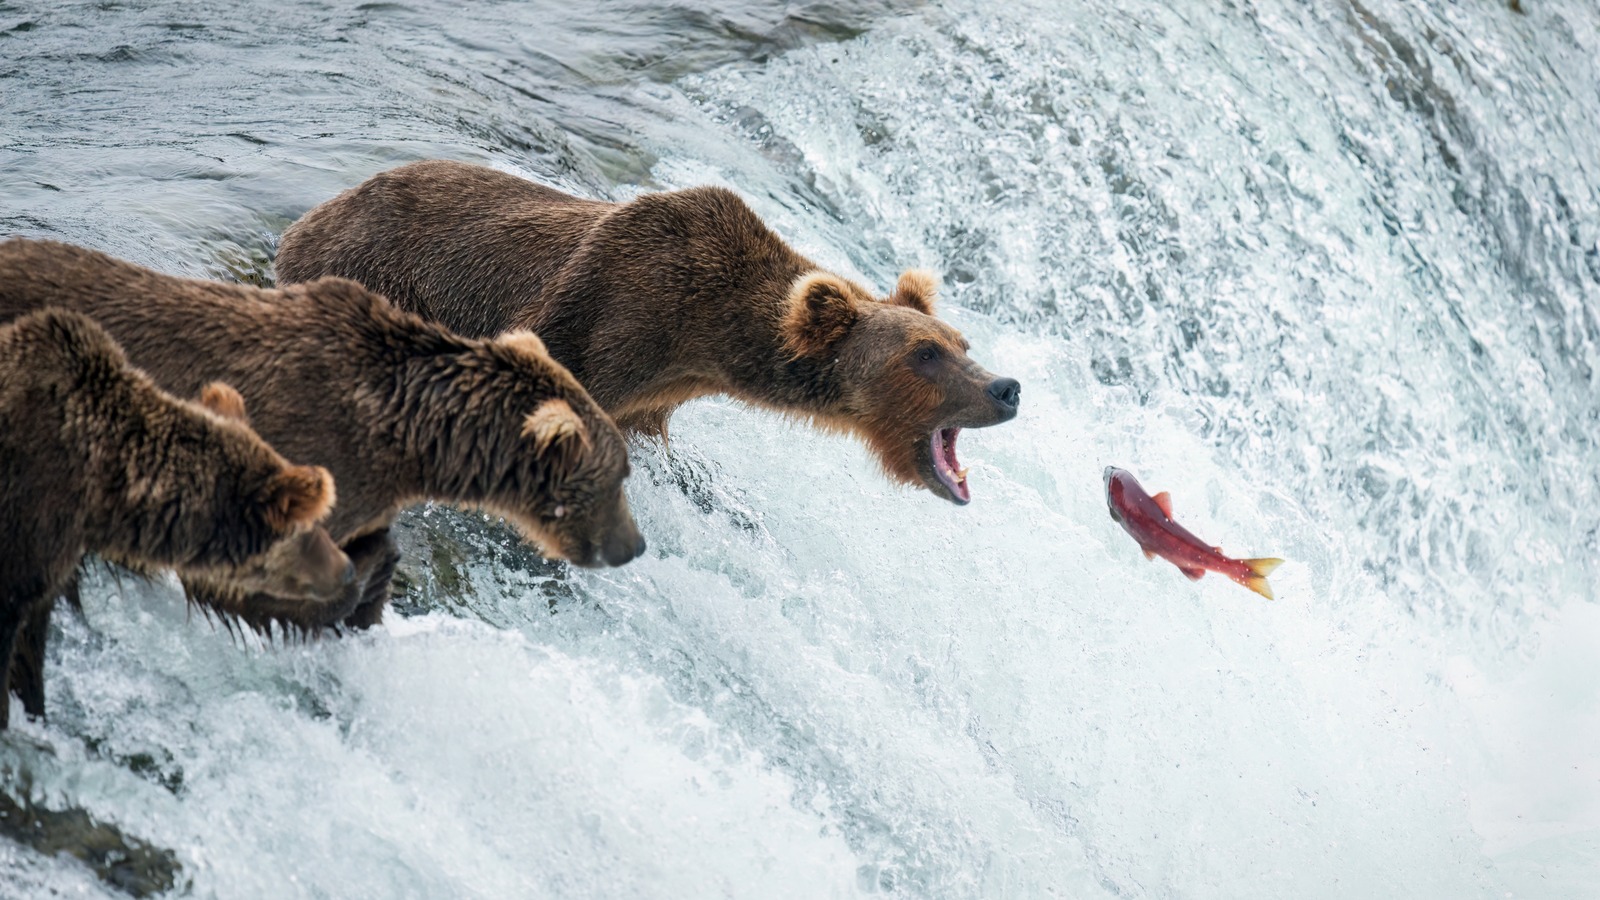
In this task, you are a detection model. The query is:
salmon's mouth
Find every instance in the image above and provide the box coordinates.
[929,426,971,504]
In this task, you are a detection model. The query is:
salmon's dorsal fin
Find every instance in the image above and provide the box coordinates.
[1179,566,1205,581]
[1152,491,1173,518]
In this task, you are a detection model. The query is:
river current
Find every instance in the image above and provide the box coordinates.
[2,1,1597,897]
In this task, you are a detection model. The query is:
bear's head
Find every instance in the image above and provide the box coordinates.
[461,330,645,568]
[181,381,357,604]
[188,467,354,605]
[782,270,1020,505]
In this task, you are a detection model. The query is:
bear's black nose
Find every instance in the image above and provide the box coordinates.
[987,377,1021,413]
[602,530,647,567]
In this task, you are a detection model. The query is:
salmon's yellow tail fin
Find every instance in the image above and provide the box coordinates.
[1241,557,1285,601]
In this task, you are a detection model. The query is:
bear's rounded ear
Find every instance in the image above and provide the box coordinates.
[888,269,937,316]
[262,465,336,533]
[498,329,550,359]
[198,382,250,423]
[782,272,860,358]
[523,398,592,469]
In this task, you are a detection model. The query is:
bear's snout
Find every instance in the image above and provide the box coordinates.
[986,377,1021,420]
[603,528,647,567]
[289,526,358,596]
[580,491,646,567]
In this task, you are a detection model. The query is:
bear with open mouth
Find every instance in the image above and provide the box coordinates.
[276,161,1021,505]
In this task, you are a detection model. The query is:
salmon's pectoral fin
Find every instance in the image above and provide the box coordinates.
[1178,566,1205,581]
[1241,557,1285,601]
[1153,491,1173,518]
[1142,549,1156,561]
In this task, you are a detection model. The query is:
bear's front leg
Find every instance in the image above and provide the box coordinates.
[616,409,670,447]
[9,592,57,720]
[339,528,401,630]
[0,596,31,730]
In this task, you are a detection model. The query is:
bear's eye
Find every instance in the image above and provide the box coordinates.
[916,345,939,364]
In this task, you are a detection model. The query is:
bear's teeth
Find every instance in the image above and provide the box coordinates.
[956,467,969,482]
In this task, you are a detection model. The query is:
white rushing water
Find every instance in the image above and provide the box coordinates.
[2,0,1598,897]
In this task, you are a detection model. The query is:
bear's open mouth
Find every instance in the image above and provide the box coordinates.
[929,426,970,504]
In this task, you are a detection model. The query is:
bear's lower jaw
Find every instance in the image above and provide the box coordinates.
[927,427,971,505]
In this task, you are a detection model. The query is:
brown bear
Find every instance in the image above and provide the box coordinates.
[0,309,356,728]
[0,238,645,631]
[275,160,1021,505]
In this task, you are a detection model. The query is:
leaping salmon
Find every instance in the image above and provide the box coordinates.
[1103,466,1283,600]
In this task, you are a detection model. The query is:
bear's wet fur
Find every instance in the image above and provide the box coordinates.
[0,238,645,631]
[0,309,353,728]
[276,160,1021,505]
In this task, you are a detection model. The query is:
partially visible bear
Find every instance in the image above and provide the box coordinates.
[276,161,1021,505]
[0,238,644,630]
[0,309,355,728]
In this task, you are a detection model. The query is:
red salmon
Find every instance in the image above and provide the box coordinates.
[1103,466,1283,600]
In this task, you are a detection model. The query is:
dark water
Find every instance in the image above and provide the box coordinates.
[3,0,1599,897]
[2,0,911,263]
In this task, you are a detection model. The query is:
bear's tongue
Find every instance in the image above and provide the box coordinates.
[930,427,970,502]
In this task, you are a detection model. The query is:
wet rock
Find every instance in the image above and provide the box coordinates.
[389,505,574,620]
[0,790,179,897]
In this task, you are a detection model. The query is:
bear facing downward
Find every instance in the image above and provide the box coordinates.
[0,237,644,632]
[0,309,354,728]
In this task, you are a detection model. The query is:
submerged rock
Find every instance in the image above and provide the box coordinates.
[0,790,179,897]
[389,505,576,623]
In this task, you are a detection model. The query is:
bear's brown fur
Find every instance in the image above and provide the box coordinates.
[276,160,1022,505]
[0,238,645,630]
[0,309,355,728]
